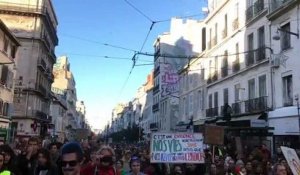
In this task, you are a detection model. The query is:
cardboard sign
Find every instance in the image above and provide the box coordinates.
[204,125,224,145]
[281,146,300,175]
[150,133,204,163]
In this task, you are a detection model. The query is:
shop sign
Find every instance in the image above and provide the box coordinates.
[250,119,267,127]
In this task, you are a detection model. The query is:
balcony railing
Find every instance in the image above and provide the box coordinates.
[283,97,293,107]
[212,71,218,82]
[150,122,158,130]
[232,102,242,115]
[153,85,159,94]
[213,107,219,116]
[154,66,160,77]
[37,59,47,71]
[221,67,228,78]
[232,18,239,31]
[269,0,296,15]
[255,46,266,62]
[246,0,265,23]
[244,96,268,113]
[232,59,240,73]
[206,107,219,117]
[245,51,255,66]
[34,110,51,122]
[152,103,159,112]
[206,108,213,117]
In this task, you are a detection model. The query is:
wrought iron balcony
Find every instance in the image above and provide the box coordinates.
[246,51,255,67]
[206,108,213,117]
[37,59,47,71]
[269,0,297,19]
[232,59,240,73]
[150,122,158,130]
[152,103,159,112]
[213,107,219,116]
[244,96,268,113]
[255,46,266,62]
[232,18,239,31]
[231,102,242,115]
[221,67,228,78]
[153,85,159,94]
[246,0,265,23]
[212,71,218,82]
[34,110,51,122]
[283,98,293,107]
[206,107,219,117]
[154,66,160,77]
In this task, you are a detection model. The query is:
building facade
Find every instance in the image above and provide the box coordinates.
[0,20,20,142]
[0,0,58,138]
[153,18,203,132]
[52,56,78,140]
[50,87,67,142]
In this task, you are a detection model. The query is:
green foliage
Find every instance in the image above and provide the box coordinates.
[109,125,144,143]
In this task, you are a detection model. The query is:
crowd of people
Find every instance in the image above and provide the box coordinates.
[0,137,294,175]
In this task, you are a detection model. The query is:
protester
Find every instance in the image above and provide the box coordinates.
[273,163,288,175]
[0,144,19,175]
[0,151,11,175]
[49,142,60,164]
[80,145,116,175]
[61,142,83,175]
[126,156,145,175]
[18,137,40,175]
[34,148,59,175]
[115,159,126,175]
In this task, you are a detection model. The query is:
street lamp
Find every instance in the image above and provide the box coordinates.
[273,27,299,40]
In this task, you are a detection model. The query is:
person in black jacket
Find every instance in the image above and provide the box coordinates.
[0,144,20,175]
[34,148,59,175]
[18,137,40,175]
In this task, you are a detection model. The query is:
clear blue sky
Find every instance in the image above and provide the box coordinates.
[52,0,206,130]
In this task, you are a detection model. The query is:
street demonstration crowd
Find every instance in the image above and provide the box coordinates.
[0,137,293,175]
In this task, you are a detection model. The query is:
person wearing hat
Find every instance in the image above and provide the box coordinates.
[126,156,145,175]
[60,142,84,175]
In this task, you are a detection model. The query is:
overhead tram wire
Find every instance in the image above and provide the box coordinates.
[57,53,153,62]
[60,33,138,52]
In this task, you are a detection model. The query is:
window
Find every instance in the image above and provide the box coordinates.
[198,90,203,110]
[215,23,218,45]
[223,88,229,105]
[189,93,193,114]
[185,96,188,115]
[247,33,254,66]
[11,44,17,59]
[258,26,265,47]
[222,51,228,77]
[3,37,8,53]
[259,75,267,97]
[283,75,293,106]
[248,79,255,99]
[208,94,212,108]
[234,84,241,102]
[224,14,228,38]
[281,23,291,51]
[214,92,218,108]
[233,43,240,72]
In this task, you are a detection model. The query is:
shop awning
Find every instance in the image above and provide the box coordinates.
[193,119,206,125]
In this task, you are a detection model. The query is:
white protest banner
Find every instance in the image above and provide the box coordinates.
[281,146,300,175]
[150,133,204,163]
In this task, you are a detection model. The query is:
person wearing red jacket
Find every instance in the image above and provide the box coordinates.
[81,145,116,175]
